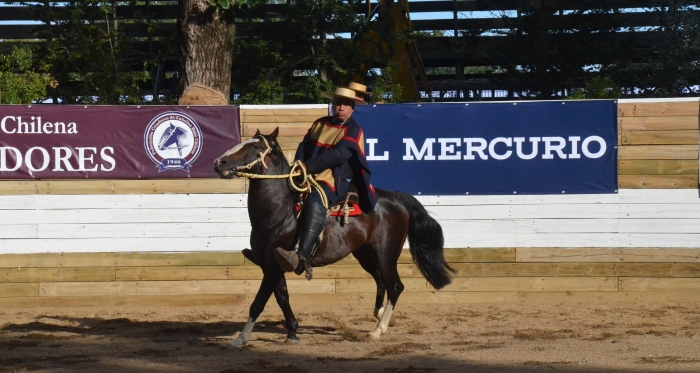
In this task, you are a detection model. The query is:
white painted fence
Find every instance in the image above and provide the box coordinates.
[0,189,697,254]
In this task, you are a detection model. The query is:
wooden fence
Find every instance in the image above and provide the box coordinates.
[618,99,699,188]
[0,99,698,307]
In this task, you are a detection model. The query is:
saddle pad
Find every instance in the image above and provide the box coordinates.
[294,193,361,217]
[329,202,362,217]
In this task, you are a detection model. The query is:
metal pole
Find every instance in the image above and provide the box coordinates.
[453,0,459,79]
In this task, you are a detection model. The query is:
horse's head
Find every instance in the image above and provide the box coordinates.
[215,127,284,179]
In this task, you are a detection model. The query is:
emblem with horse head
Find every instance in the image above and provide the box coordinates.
[158,122,189,157]
[215,128,453,347]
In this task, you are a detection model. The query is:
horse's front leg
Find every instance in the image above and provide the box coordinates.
[230,270,280,348]
[273,274,299,343]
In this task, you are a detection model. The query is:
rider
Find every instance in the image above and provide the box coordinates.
[274,85,377,279]
[347,82,372,103]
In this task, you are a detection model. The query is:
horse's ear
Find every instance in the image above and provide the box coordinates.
[254,129,261,136]
[269,127,279,140]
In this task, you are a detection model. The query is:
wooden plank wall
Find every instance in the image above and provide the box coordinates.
[618,99,699,188]
[4,248,700,307]
[0,100,698,306]
[240,105,327,161]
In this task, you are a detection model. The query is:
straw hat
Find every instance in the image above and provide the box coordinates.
[347,82,372,97]
[321,87,368,105]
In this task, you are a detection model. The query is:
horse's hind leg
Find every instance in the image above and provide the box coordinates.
[352,247,385,316]
[230,271,280,348]
[273,274,299,343]
[368,247,404,340]
[352,246,396,327]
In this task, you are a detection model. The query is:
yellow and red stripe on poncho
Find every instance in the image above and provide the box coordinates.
[294,116,377,213]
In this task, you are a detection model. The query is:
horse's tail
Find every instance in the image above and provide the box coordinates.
[395,191,453,289]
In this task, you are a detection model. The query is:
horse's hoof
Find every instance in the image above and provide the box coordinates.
[229,338,247,348]
[388,315,397,327]
[367,330,381,341]
[284,337,300,344]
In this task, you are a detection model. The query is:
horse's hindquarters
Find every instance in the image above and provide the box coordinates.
[312,215,371,266]
[313,192,409,267]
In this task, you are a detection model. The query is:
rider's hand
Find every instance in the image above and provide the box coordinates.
[293,160,307,173]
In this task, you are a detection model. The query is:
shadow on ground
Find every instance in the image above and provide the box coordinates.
[0,314,698,373]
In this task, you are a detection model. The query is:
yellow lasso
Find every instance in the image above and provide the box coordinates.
[234,160,328,209]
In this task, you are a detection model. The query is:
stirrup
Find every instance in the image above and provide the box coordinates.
[304,262,313,281]
[293,258,313,280]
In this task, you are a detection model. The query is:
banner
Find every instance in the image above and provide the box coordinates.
[353,101,618,195]
[0,105,239,179]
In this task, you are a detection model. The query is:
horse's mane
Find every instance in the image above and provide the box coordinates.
[258,134,291,173]
[265,136,285,158]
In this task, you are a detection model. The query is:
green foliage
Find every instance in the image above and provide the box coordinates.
[232,0,419,104]
[235,73,335,104]
[464,66,500,75]
[0,46,53,104]
[453,1,622,98]
[457,1,700,99]
[285,75,336,104]
[32,0,152,104]
[5,0,700,103]
[210,0,264,11]
[567,77,622,99]
[232,0,367,104]
[369,62,403,103]
[487,1,625,99]
[424,66,455,76]
[236,73,285,104]
[605,1,700,97]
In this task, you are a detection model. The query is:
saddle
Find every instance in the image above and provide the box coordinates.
[328,192,361,224]
[294,185,362,225]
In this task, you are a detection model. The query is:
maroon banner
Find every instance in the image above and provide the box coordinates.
[0,105,240,179]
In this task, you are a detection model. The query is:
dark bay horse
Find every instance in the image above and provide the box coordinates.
[214,128,452,346]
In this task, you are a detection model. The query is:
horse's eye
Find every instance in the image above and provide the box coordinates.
[252,145,259,150]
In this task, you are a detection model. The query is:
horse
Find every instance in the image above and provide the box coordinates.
[214,127,453,347]
[158,123,189,156]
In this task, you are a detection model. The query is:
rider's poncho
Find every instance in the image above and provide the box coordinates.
[294,116,377,213]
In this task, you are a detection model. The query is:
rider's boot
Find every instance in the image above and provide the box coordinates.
[274,201,327,280]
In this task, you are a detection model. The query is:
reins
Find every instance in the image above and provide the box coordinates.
[232,136,329,209]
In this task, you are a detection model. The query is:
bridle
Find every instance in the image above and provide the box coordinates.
[233,135,273,173]
[230,135,329,209]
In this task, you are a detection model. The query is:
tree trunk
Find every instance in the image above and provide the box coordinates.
[178,0,235,104]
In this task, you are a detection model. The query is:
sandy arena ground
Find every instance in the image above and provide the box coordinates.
[1,300,700,373]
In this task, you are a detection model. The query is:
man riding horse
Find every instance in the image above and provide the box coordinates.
[273,84,377,279]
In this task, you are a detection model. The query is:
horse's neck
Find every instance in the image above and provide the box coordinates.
[247,160,296,230]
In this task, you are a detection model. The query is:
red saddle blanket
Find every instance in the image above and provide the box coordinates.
[293,202,362,217]
[295,192,362,218]
[329,202,362,217]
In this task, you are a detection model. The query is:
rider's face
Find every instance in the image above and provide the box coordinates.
[333,98,355,122]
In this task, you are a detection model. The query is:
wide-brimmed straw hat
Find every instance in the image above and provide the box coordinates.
[321,87,369,105]
[347,82,372,97]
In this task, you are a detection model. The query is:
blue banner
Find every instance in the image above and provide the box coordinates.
[353,101,617,195]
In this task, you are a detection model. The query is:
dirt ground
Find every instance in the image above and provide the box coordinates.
[1,300,700,373]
